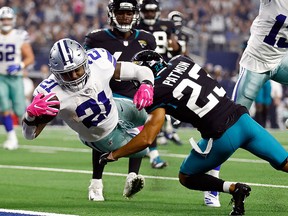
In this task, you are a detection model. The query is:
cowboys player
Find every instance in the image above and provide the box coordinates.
[22,38,155,200]
[0,6,34,150]
[84,0,167,201]
[99,50,288,216]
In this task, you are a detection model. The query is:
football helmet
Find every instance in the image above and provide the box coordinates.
[131,50,167,76]
[140,0,160,25]
[168,11,184,27]
[49,38,90,92]
[107,0,140,32]
[0,6,16,32]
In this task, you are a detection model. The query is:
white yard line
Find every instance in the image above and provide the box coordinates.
[0,164,287,189]
[0,208,78,216]
[19,144,269,163]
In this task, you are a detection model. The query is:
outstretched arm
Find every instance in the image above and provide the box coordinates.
[100,108,166,164]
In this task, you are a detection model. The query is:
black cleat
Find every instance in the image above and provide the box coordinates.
[229,183,251,215]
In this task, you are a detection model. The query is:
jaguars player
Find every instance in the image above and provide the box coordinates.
[137,0,181,62]
[0,6,35,150]
[22,38,155,200]
[99,50,288,216]
[84,0,166,202]
[167,10,192,56]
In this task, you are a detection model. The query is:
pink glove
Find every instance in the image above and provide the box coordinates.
[26,93,60,117]
[133,84,154,110]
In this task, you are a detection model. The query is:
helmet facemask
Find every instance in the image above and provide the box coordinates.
[108,0,140,32]
[140,0,160,25]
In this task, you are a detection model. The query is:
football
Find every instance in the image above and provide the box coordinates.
[34,94,60,125]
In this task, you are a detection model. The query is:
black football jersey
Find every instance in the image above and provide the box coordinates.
[168,28,189,57]
[84,29,156,98]
[136,19,176,62]
[146,55,248,138]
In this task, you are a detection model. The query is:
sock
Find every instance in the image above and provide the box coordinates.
[148,149,159,163]
[2,115,13,132]
[209,165,220,178]
[223,181,235,193]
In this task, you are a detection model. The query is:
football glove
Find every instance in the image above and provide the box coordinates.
[99,152,117,165]
[7,64,22,75]
[133,82,154,110]
[26,93,60,117]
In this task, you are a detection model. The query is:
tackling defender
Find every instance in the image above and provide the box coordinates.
[99,50,288,215]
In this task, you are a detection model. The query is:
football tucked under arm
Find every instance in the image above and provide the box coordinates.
[22,93,60,139]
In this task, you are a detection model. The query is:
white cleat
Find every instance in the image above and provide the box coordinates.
[204,191,221,207]
[3,139,18,150]
[123,172,145,198]
[88,179,104,201]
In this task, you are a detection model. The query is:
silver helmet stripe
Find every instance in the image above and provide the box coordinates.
[57,40,73,67]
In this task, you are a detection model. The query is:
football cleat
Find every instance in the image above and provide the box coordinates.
[165,131,183,145]
[123,172,145,198]
[3,138,18,150]
[204,191,221,207]
[88,179,104,201]
[157,131,168,145]
[229,183,251,215]
[151,156,168,169]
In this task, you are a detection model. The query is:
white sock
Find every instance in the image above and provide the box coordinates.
[7,130,17,141]
[149,150,159,163]
[208,169,219,178]
[223,181,235,193]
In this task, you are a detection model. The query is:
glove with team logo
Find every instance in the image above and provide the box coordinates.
[7,64,23,75]
[99,152,117,165]
[26,93,60,117]
[133,81,154,110]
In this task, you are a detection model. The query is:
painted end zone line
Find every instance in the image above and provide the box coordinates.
[0,165,287,189]
[0,208,78,216]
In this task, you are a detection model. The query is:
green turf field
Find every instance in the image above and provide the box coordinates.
[0,126,287,216]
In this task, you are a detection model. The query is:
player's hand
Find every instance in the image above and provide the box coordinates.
[133,83,154,110]
[26,93,60,117]
[7,64,22,75]
[99,152,117,165]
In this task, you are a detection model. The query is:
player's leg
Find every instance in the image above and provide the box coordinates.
[204,165,221,207]
[179,116,256,215]
[164,115,182,145]
[0,76,25,150]
[88,149,105,201]
[232,67,269,109]
[148,139,168,169]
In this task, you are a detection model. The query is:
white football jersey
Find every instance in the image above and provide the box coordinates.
[35,48,119,142]
[240,0,288,72]
[0,29,30,75]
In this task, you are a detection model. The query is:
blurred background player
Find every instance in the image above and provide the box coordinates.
[136,0,180,167]
[0,6,34,150]
[84,0,157,201]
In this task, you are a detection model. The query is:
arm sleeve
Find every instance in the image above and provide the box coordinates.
[119,62,154,85]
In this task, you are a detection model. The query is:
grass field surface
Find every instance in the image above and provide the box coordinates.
[0,126,287,216]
